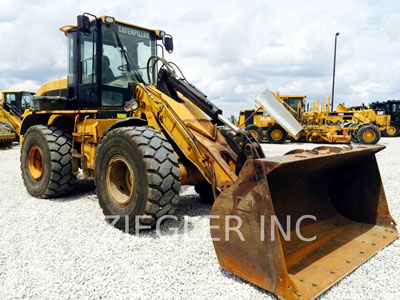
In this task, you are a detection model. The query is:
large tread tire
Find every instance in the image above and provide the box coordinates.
[382,121,399,137]
[266,124,287,144]
[356,124,381,144]
[20,125,76,198]
[245,125,263,142]
[94,127,181,231]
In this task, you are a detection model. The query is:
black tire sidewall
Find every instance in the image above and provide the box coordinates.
[266,125,287,144]
[245,125,262,142]
[384,122,399,137]
[95,133,148,228]
[357,125,380,144]
[21,127,52,196]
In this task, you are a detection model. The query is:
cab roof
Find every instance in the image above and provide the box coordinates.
[0,90,34,94]
[59,15,165,38]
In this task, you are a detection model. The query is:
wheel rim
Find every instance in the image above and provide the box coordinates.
[271,129,283,141]
[249,129,259,139]
[28,145,44,181]
[106,155,134,207]
[362,130,376,142]
[387,126,396,135]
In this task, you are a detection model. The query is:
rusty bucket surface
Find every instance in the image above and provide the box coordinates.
[211,145,397,300]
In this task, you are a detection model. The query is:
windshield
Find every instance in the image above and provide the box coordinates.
[102,23,156,87]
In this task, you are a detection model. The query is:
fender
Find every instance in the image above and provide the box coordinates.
[100,117,148,141]
[20,113,52,136]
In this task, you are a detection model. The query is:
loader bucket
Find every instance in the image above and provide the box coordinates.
[210,145,397,300]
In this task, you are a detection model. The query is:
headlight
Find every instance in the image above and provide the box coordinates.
[124,99,139,112]
[104,16,115,24]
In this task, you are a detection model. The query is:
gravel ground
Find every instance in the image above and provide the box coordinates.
[0,138,399,299]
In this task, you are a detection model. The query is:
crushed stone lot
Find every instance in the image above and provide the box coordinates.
[0,138,399,299]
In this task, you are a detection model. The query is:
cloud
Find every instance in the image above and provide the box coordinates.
[0,0,399,118]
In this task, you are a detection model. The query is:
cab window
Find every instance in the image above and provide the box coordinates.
[80,32,96,85]
[5,93,17,107]
[100,24,156,107]
[21,93,33,111]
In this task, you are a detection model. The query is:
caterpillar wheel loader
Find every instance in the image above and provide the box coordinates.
[0,90,35,141]
[19,14,397,300]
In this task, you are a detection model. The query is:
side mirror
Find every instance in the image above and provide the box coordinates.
[163,36,174,53]
[77,15,91,34]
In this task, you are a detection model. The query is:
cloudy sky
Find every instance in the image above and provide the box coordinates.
[0,0,399,118]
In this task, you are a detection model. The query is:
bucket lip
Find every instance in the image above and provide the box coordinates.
[304,228,398,300]
[260,144,385,164]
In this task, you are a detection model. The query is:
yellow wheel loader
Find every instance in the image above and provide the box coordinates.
[0,90,34,141]
[19,14,397,300]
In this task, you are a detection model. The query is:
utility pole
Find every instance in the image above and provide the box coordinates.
[331,32,340,112]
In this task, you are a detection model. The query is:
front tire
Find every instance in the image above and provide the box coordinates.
[266,124,287,144]
[382,122,399,137]
[94,127,181,231]
[20,125,76,198]
[356,124,381,144]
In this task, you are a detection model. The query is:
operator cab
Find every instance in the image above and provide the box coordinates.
[1,91,34,115]
[279,95,306,118]
[62,14,173,110]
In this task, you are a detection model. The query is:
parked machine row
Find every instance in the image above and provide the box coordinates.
[238,93,396,144]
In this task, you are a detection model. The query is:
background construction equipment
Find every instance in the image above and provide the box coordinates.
[237,94,305,143]
[369,100,400,137]
[239,93,392,144]
[0,123,15,147]
[238,94,352,144]
[0,90,34,141]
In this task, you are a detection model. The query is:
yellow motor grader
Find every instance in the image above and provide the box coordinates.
[303,98,390,144]
[19,14,397,300]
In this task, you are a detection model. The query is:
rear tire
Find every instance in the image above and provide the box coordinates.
[195,180,219,204]
[20,125,76,198]
[350,131,359,143]
[382,122,399,137]
[266,124,287,144]
[356,124,380,144]
[245,125,262,142]
[94,127,181,231]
